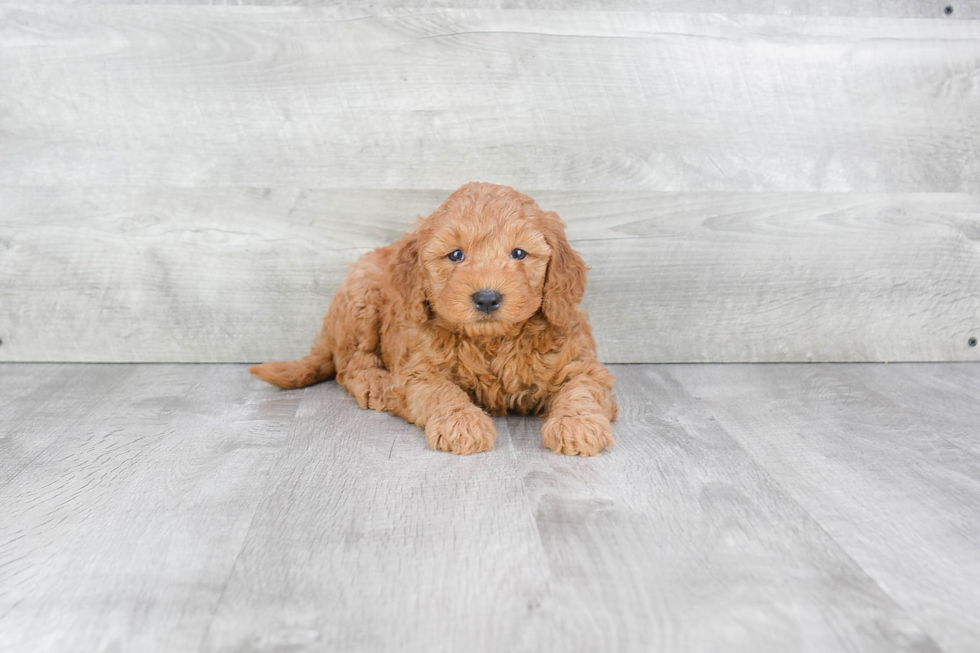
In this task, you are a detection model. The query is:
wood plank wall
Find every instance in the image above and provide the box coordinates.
[1,3,978,363]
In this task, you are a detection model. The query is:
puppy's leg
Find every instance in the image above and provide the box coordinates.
[403,375,496,455]
[337,352,404,413]
[541,360,617,457]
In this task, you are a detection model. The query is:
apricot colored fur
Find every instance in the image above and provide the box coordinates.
[251,183,617,456]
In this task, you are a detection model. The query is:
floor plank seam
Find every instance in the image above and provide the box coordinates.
[193,388,310,653]
[4,364,978,652]
[195,503,264,653]
[682,379,951,651]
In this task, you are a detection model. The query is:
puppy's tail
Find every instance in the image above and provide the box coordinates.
[250,341,336,390]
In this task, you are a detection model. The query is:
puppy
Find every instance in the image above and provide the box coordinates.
[252,182,617,456]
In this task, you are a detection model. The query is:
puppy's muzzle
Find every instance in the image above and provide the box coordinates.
[472,289,503,314]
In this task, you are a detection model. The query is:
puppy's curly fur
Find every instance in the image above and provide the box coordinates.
[252,182,617,456]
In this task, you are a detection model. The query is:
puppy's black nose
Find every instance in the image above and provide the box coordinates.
[472,289,503,314]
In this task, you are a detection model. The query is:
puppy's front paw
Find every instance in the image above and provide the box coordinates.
[542,411,615,457]
[425,406,497,455]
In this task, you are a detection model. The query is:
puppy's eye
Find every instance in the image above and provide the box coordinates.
[510,248,528,260]
[447,249,465,262]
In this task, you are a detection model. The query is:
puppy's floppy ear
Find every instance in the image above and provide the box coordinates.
[539,210,588,330]
[387,231,429,325]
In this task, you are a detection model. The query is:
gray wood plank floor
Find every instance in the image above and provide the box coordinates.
[1,363,978,652]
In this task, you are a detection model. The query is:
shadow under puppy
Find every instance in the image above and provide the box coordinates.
[252,182,617,456]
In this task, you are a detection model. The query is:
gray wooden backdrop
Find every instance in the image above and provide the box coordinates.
[1,2,978,363]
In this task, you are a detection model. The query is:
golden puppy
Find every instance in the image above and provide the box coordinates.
[251,182,617,455]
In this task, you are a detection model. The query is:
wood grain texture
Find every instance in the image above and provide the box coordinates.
[1,188,978,363]
[0,364,304,652]
[0,364,128,488]
[489,366,940,652]
[2,7,979,192]
[669,363,980,653]
[199,380,556,653]
[17,1,980,20]
[6,362,967,652]
[3,6,979,364]
[208,375,942,653]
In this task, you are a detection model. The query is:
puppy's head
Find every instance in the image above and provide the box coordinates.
[389,183,587,336]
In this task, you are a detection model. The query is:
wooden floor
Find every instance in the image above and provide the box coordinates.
[1,363,978,653]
